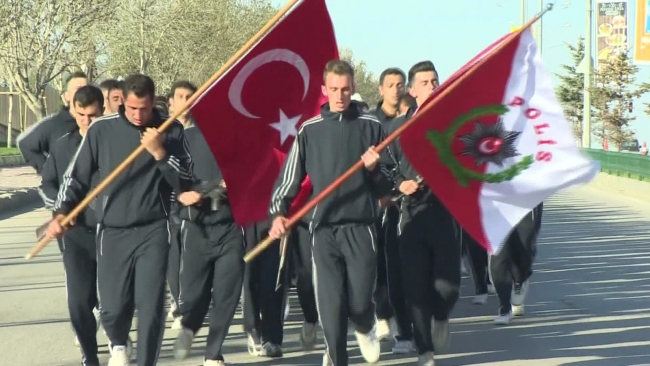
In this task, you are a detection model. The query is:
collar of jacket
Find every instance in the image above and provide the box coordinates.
[320,101,362,122]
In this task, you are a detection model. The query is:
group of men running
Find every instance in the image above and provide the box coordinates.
[16,58,541,366]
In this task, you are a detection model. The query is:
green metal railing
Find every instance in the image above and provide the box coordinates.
[581,148,649,182]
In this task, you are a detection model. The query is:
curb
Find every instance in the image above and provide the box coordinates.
[587,172,650,204]
[0,155,25,167]
[0,188,42,214]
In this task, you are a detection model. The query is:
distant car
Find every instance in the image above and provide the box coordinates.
[620,139,640,152]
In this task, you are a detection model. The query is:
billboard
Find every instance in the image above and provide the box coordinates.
[633,0,650,64]
[595,1,629,71]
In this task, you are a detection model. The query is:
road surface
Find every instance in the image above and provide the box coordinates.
[1,185,650,365]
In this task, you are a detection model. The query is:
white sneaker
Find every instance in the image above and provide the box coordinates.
[300,322,318,350]
[511,280,529,306]
[355,326,380,363]
[487,284,496,294]
[375,318,391,341]
[107,345,130,366]
[494,311,513,325]
[392,339,417,354]
[173,327,195,359]
[472,293,488,305]
[432,320,450,353]
[171,316,183,330]
[512,304,525,316]
[204,359,225,366]
[417,351,436,366]
[108,338,133,359]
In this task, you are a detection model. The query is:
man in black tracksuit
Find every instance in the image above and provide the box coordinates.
[268,60,391,366]
[171,123,245,365]
[17,71,88,174]
[370,67,415,352]
[46,74,193,366]
[40,85,104,366]
[391,61,460,365]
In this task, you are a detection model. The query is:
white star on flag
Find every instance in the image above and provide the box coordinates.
[270,109,301,144]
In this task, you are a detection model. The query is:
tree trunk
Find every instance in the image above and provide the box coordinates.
[6,71,46,120]
[7,84,13,147]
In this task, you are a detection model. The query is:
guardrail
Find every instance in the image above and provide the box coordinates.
[581,148,649,182]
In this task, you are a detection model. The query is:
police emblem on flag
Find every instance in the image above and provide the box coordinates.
[458,118,522,167]
[427,104,533,187]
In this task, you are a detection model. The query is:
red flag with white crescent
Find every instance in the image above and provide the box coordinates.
[190,0,338,225]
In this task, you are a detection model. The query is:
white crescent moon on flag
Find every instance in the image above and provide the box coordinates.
[228,49,310,119]
[479,140,498,155]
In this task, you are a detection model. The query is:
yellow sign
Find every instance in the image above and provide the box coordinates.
[633,0,650,64]
[595,1,629,71]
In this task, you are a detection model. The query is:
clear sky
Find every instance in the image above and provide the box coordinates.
[270,0,650,146]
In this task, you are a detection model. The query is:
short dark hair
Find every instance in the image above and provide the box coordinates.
[170,80,197,97]
[154,95,169,115]
[65,71,88,88]
[73,85,104,111]
[323,60,354,83]
[379,67,406,85]
[398,93,416,109]
[122,74,156,100]
[99,79,118,91]
[407,61,437,87]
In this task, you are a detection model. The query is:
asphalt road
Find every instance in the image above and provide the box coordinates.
[1,185,650,366]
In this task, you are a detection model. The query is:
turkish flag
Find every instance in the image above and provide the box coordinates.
[190,0,338,225]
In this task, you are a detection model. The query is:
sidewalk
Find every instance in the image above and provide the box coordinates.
[0,166,41,213]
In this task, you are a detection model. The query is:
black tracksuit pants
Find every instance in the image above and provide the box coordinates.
[167,220,182,307]
[178,220,244,361]
[489,203,542,314]
[62,225,99,365]
[461,228,490,295]
[97,219,169,366]
[312,223,377,366]
[373,217,393,322]
[381,205,413,340]
[291,221,318,324]
[243,219,286,345]
[398,202,460,354]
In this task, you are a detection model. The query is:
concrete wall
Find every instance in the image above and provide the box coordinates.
[587,173,650,204]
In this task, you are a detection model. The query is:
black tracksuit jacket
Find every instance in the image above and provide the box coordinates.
[17,107,77,174]
[53,107,194,228]
[269,102,393,226]
[40,129,100,228]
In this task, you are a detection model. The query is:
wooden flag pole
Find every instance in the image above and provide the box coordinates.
[25,0,302,260]
[243,7,551,263]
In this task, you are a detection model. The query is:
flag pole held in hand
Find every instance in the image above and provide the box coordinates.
[25,0,302,260]
[243,8,551,263]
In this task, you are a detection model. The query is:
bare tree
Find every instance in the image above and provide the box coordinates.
[0,0,113,119]
[339,48,380,107]
[103,0,277,94]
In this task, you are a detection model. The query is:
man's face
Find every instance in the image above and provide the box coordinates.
[106,88,124,114]
[74,101,102,131]
[409,71,439,106]
[170,87,193,117]
[65,77,88,106]
[321,72,354,113]
[379,74,405,107]
[123,93,153,127]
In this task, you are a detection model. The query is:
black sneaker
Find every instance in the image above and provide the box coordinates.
[259,342,283,357]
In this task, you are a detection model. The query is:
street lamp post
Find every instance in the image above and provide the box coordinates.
[583,0,592,148]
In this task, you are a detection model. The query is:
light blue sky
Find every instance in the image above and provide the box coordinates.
[271,0,650,146]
